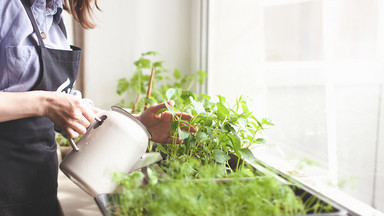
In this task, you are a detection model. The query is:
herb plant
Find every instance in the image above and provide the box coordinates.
[116,51,206,113]
[111,162,308,216]
[157,89,274,170]
[108,51,335,216]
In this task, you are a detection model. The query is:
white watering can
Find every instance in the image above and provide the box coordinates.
[60,106,162,197]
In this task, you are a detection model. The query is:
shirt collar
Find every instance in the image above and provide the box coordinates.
[29,0,64,24]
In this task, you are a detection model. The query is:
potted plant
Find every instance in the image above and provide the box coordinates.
[95,161,346,216]
[94,52,348,216]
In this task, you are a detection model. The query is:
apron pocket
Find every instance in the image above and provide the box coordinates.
[5,45,34,87]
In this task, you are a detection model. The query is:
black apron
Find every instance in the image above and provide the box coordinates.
[0,0,81,215]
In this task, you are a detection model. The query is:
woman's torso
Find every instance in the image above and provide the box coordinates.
[0,0,70,92]
[0,1,80,215]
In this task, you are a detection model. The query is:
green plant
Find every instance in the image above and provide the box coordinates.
[116,51,206,113]
[107,51,335,216]
[157,89,273,170]
[111,162,308,216]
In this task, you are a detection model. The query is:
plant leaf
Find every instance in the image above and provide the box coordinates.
[156,108,167,114]
[116,78,129,95]
[181,91,196,104]
[165,101,176,116]
[217,95,226,103]
[238,148,257,163]
[256,138,266,144]
[166,88,178,101]
[170,121,179,134]
[153,61,164,68]
[156,144,169,155]
[190,96,206,115]
[134,58,151,69]
[197,70,207,85]
[146,167,158,185]
[196,132,208,141]
[142,51,158,56]
[261,118,275,126]
[213,149,230,163]
[173,68,181,79]
[241,102,250,114]
[229,134,241,152]
[216,102,229,120]
[199,93,211,101]
[178,128,190,140]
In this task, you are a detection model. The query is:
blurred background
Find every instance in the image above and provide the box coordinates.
[64,0,384,212]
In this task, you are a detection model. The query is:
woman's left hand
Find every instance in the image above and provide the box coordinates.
[139,101,197,144]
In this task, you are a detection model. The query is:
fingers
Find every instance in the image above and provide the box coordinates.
[174,112,198,133]
[45,92,99,139]
[65,102,94,136]
[174,112,193,121]
[73,115,90,132]
[143,101,198,144]
[80,101,96,123]
[164,137,183,144]
[64,128,79,139]
[148,101,175,113]
[180,126,198,133]
[61,113,88,139]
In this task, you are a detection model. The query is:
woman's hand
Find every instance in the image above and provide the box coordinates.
[0,91,99,138]
[139,101,197,144]
[42,92,96,138]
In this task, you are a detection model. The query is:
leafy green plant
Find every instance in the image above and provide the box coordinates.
[116,51,206,113]
[111,162,308,216]
[109,159,334,216]
[107,51,335,216]
[157,89,273,170]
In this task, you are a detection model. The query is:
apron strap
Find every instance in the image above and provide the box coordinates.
[20,0,69,46]
[58,19,68,39]
[20,0,46,47]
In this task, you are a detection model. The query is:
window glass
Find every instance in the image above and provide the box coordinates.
[265,1,323,61]
[208,0,384,211]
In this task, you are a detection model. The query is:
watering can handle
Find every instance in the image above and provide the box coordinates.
[67,116,103,152]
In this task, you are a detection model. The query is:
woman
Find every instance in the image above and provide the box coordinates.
[0,0,193,215]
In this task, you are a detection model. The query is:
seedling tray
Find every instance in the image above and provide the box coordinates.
[94,161,348,216]
[95,182,347,216]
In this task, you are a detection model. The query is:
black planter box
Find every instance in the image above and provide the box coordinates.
[95,182,347,216]
[94,159,348,216]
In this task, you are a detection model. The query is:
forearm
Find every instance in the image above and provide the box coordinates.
[0,91,46,122]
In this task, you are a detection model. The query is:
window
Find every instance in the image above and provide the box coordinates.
[206,0,384,212]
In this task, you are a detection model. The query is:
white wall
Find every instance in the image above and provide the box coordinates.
[82,0,201,109]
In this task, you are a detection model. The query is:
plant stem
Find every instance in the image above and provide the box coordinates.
[144,67,155,111]
[132,93,141,114]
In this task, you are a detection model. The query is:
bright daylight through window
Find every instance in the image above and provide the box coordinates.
[207,0,384,212]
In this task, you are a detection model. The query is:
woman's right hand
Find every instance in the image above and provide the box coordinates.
[42,91,96,138]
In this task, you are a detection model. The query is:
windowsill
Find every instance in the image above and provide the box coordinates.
[57,145,384,216]
[58,170,102,216]
[251,145,384,216]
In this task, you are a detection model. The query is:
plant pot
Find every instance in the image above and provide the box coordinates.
[93,159,348,216]
[94,182,347,216]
